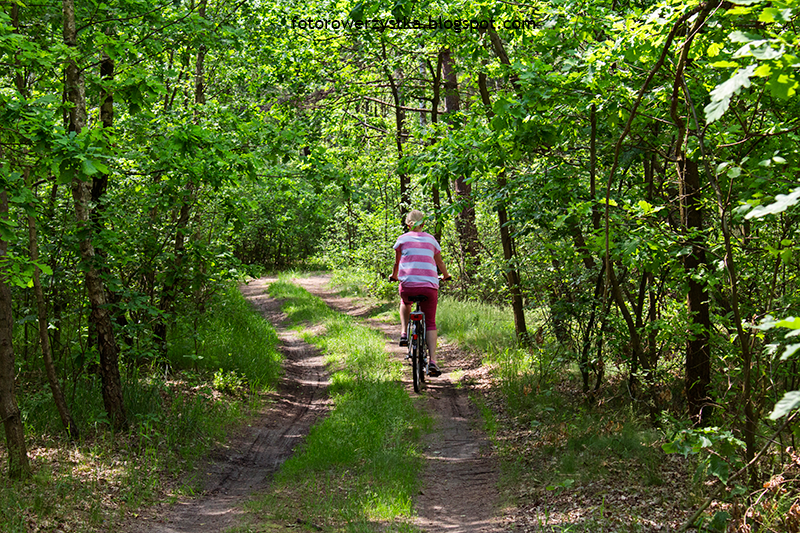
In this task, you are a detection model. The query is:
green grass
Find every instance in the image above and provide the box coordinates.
[250,278,428,532]
[328,268,398,301]
[168,285,283,390]
[436,296,523,354]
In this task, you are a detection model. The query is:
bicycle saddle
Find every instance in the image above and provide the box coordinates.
[407,295,428,303]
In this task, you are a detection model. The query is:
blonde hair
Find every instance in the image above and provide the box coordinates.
[405,210,425,228]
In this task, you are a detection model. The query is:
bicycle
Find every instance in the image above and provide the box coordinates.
[406,294,429,393]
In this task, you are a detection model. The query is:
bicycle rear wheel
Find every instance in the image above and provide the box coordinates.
[411,324,422,393]
[417,330,427,387]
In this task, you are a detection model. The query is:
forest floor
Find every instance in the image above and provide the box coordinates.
[122,273,702,533]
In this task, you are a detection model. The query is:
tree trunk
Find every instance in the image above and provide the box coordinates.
[679,159,711,424]
[498,173,528,343]
[580,262,605,393]
[477,72,527,342]
[0,191,31,479]
[430,53,443,242]
[382,40,409,215]
[28,176,79,439]
[664,0,715,428]
[606,259,646,397]
[64,0,127,430]
[155,2,206,352]
[442,49,479,280]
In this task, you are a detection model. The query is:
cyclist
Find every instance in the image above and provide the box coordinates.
[389,209,450,377]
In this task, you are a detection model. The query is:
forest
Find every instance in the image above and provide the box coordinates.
[2,0,800,530]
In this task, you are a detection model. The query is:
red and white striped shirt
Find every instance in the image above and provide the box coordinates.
[393,231,441,289]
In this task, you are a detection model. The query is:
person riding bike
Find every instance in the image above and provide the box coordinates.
[389,210,450,377]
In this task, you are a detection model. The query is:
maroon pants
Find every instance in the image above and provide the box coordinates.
[399,286,439,330]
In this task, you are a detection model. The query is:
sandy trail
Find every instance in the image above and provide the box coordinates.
[293,276,506,533]
[123,275,506,532]
[122,277,331,533]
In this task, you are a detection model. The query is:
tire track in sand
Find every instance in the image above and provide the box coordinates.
[122,277,330,533]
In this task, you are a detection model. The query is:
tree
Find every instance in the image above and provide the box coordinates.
[0,188,31,480]
[63,0,127,430]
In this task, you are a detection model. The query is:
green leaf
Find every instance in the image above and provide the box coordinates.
[707,42,724,57]
[745,188,800,218]
[82,158,99,176]
[776,316,800,329]
[767,73,797,99]
[769,390,800,419]
[759,7,792,22]
[706,65,757,123]
[709,511,731,532]
[662,440,679,454]
[637,200,653,214]
[782,344,800,361]
[33,262,53,276]
[708,454,730,483]
[750,43,784,61]
[729,30,762,43]
[349,2,364,21]
[754,64,772,77]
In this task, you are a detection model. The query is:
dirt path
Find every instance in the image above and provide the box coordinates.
[123,277,331,533]
[123,274,506,532]
[292,276,508,533]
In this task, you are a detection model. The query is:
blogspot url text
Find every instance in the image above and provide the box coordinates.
[290,16,538,33]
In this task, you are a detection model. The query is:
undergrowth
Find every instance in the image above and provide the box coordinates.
[0,284,283,532]
[432,292,695,531]
[168,285,282,389]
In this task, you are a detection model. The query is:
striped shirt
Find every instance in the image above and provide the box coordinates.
[393,231,441,289]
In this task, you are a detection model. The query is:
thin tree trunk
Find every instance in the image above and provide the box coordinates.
[580,262,606,393]
[380,39,409,215]
[64,0,127,430]
[664,3,714,426]
[606,259,645,396]
[442,48,479,280]
[14,5,73,439]
[27,173,79,439]
[477,72,527,342]
[430,53,443,242]
[387,66,409,214]
[155,2,206,352]
[499,172,528,343]
[95,37,132,349]
[590,103,601,232]
[680,163,713,418]
[678,69,757,473]
[0,191,31,479]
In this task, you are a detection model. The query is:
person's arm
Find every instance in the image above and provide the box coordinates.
[390,248,402,281]
[434,251,450,279]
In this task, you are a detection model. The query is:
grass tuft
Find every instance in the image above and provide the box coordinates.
[168,285,282,390]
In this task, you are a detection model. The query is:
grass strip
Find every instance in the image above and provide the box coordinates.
[247,278,428,532]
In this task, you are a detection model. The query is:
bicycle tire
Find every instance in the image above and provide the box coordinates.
[418,329,427,386]
[411,323,421,393]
